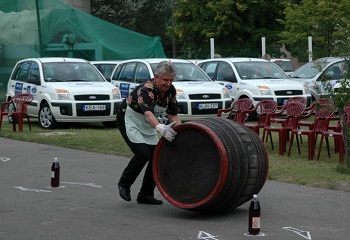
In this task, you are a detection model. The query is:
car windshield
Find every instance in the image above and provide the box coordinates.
[43,62,106,82]
[233,61,288,80]
[150,62,212,82]
[273,61,294,72]
[290,61,328,79]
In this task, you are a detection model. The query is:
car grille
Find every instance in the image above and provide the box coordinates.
[274,90,303,96]
[189,94,221,100]
[76,103,111,116]
[74,95,110,101]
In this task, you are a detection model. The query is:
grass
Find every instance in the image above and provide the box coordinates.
[1,118,350,192]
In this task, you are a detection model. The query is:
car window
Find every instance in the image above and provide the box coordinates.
[273,61,294,72]
[42,62,105,82]
[321,62,344,81]
[200,62,218,80]
[217,63,234,81]
[12,61,31,81]
[118,63,136,82]
[94,63,117,78]
[28,62,40,83]
[290,60,329,79]
[135,63,150,83]
[150,62,211,81]
[234,61,287,79]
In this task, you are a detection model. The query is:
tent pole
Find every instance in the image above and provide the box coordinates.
[35,0,44,57]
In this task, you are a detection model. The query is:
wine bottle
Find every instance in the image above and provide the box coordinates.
[248,194,261,235]
[51,157,60,188]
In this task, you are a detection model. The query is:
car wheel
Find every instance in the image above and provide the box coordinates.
[39,103,57,129]
[102,121,117,128]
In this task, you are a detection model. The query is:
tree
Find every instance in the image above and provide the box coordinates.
[170,0,286,58]
[91,0,173,56]
[320,59,350,169]
[280,0,350,61]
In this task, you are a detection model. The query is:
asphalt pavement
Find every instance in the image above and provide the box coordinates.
[0,137,349,240]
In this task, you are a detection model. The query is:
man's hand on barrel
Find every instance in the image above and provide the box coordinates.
[156,121,177,142]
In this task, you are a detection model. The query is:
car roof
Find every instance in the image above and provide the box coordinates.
[198,57,269,63]
[90,61,121,64]
[19,57,89,63]
[118,58,192,64]
[270,58,291,62]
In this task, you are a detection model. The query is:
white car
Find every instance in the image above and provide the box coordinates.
[290,57,348,101]
[270,58,296,77]
[91,61,120,79]
[6,57,122,129]
[110,58,232,120]
[197,58,312,119]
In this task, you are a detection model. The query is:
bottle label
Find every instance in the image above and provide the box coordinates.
[252,217,260,229]
[51,171,55,178]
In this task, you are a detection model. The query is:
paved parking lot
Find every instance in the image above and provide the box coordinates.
[1,137,350,240]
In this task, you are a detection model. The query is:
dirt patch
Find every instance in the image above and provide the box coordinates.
[38,132,77,136]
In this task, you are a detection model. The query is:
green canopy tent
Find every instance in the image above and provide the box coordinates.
[0,0,166,93]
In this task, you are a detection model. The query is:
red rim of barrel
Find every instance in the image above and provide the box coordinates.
[153,122,229,209]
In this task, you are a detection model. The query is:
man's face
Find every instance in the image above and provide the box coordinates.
[154,73,175,92]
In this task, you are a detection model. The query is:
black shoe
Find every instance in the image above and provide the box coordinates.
[137,193,163,205]
[118,184,131,201]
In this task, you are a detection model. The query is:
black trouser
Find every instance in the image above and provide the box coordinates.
[116,108,157,196]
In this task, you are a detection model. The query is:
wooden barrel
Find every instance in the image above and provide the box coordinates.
[153,118,269,214]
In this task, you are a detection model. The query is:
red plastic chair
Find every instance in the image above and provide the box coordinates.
[243,100,278,136]
[0,93,34,132]
[262,102,306,156]
[217,98,253,124]
[317,116,344,164]
[287,104,335,160]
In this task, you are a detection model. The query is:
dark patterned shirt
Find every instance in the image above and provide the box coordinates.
[126,80,178,115]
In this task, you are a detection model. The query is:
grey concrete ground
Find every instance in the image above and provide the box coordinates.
[0,137,349,240]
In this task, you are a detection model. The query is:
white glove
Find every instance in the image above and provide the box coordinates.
[156,121,177,142]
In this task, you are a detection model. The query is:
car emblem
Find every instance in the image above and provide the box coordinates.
[286,91,293,94]
[89,96,97,100]
[202,95,209,99]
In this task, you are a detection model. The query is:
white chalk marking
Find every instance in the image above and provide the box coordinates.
[0,156,11,162]
[282,227,311,239]
[244,232,266,237]
[198,231,219,240]
[14,186,51,193]
[61,182,103,188]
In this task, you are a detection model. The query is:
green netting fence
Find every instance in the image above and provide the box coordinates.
[0,0,166,96]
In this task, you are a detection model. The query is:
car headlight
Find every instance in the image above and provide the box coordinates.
[176,89,186,99]
[222,88,230,98]
[257,85,272,95]
[56,89,70,100]
[303,85,310,94]
[112,88,121,99]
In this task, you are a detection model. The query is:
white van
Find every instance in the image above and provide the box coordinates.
[6,57,122,129]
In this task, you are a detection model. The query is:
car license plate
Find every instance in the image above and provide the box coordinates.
[83,105,106,111]
[197,103,218,110]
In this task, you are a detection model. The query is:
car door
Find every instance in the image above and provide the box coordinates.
[199,61,237,99]
[7,60,40,116]
[111,62,149,99]
[315,61,344,96]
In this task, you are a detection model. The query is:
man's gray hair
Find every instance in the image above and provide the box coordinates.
[156,61,176,76]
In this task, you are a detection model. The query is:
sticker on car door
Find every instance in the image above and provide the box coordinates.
[15,82,24,94]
